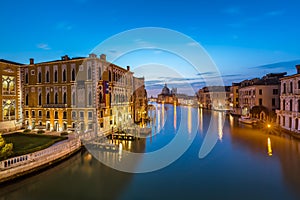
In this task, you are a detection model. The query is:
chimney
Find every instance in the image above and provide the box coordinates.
[296,65,300,74]
[89,53,96,58]
[100,54,106,61]
[61,55,69,61]
[127,66,130,71]
[30,58,34,65]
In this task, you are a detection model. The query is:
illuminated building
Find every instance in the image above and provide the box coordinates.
[197,86,230,111]
[132,77,148,123]
[276,65,300,132]
[157,84,178,104]
[0,59,22,132]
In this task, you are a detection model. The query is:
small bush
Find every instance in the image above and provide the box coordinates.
[60,132,68,136]
[23,129,31,133]
[37,130,45,134]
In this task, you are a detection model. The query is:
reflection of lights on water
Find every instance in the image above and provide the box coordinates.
[157,109,161,132]
[199,107,203,133]
[267,137,273,156]
[218,112,223,141]
[229,115,234,127]
[118,143,123,161]
[84,153,93,162]
[128,140,132,151]
[174,104,177,130]
[188,106,192,134]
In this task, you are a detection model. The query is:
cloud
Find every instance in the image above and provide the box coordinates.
[37,43,51,50]
[196,72,216,76]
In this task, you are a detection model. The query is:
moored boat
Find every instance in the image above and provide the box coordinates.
[238,115,258,125]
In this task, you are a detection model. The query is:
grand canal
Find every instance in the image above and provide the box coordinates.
[1,104,300,199]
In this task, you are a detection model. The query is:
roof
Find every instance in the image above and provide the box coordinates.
[36,57,86,65]
[0,59,23,65]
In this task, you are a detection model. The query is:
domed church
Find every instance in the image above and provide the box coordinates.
[157,84,178,104]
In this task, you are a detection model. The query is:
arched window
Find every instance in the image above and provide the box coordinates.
[72,68,76,81]
[72,92,76,105]
[54,70,58,82]
[63,69,66,82]
[282,99,285,111]
[47,93,50,104]
[25,94,29,105]
[290,99,293,111]
[63,92,67,104]
[298,99,300,112]
[88,91,92,106]
[283,83,286,94]
[88,67,92,80]
[38,93,42,105]
[109,70,112,82]
[55,92,58,104]
[38,71,42,83]
[290,82,293,93]
[46,71,50,82]
[25,73,28,84]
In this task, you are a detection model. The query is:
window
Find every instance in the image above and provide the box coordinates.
[296,118,299,130]
[272,98,276,106]
[2,76,16,95]
[289,117,292,128]
[2,100,16,121]
[100,111,103,118]
[38,110,42,118]
[109,70,112,82]
[235,98,238,102]
[235,89,238,93]
[259,89,262,95]
[298,100,300,112]
[72,68,76,81]
[46,71,50,83]
[100,123,104,128]
[55,93,58,104]
[31,70,35,75]
[46,93,50,104]
[72,111,77,119]
[290,99,293,111]
[54,70,58,82]
[110,109,112,116]
[273,89,278,95]
[55,111,58,119]
[88,111,93,120]
[253,90,256,95]
[88,123,93,130]
[283,83,286,94]
[298,80,300,89]
[72,92,76,105]
[46,111,50,118]
[99,67,102,80]
[63,111,67,119]
[38,71,42,83]
[282,100,285,110]
[283,116,285,126]
[25,72,29,84]
[259,98,262,106]
[63,92,67,104]
[38,93,42,105]
[25,111,29,118]
[88,67,92,80]
[290,82,293,93]
[80,111,84,119]
[88,91,92,106]
[62,69,66,82]
[32,110,35,118]
[110,120,112,125]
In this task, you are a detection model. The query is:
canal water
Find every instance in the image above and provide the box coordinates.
[1,104,300,199]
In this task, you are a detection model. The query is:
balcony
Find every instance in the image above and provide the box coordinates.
[42,104,67,108]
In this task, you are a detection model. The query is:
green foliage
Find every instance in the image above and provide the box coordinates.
[60,132,68,136]
[23,129,31,133]
[0,134,14,159]
[37,130,45,134]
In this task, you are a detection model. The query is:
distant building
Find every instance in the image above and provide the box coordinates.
[197,86,231,110]
[276,65,300,132]
[229,83,242,115]
[132,77,148,123]
[157,84,178,104]
[0,59,23,132]
[238,73,286,120]
[177,94,198,106]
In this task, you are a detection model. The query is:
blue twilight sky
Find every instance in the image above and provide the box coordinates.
[1,0,300,95]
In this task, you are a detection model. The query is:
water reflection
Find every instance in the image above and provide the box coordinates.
[174,104,177,130]
[267,137,272,156]
[198,107,203,133]
[187,106,192,134]
[218,112,223,141]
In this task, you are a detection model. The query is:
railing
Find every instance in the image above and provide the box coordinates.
[42,104,67,108]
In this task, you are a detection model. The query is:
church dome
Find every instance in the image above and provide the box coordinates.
[161,84,170,95]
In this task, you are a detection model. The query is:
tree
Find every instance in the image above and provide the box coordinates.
[0,134,14,159]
